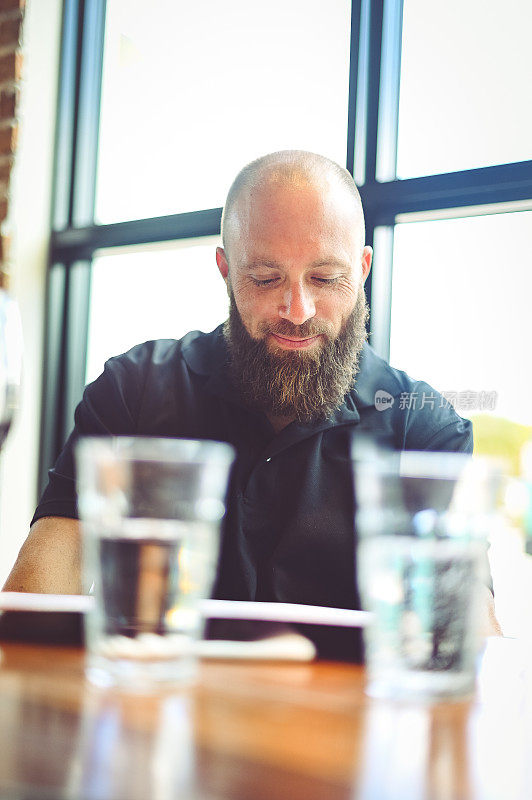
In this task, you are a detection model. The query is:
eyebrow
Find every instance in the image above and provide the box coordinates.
[243,258,350,272]
[309,258,351,271]
[244,260,282,271]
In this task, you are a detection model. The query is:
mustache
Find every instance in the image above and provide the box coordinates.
[257,318,335,339]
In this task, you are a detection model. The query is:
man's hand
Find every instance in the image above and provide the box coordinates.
[3,516,82,594]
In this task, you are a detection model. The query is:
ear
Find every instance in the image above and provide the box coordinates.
[361,246,372,285]
[216,247,229,282]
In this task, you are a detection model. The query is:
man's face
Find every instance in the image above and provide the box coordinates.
[216,177,372,422]
[217,179,372,351]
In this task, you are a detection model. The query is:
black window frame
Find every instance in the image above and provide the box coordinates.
[40,0,532,493]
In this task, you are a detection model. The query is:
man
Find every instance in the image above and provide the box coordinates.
[5,150,500,647]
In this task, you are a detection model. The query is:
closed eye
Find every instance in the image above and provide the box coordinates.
[251,277,280,287]
[313,277,339,285]
[250,275,340,287]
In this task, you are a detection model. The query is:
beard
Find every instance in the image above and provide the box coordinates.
[223,287,369,423]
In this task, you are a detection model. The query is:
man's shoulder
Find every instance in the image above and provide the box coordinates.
[352,343,473,453]
[103,325,226,379]
[108,337,183,369]
[78,326,228,438]
[354,343,421,405]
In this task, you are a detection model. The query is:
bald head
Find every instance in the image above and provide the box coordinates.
[221,150,365,260]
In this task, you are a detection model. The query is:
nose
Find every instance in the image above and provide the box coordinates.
[278,281,316,325]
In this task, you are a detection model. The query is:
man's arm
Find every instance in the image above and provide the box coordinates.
[4,345,150,596]
[480,584,503,637]
[3,517,82,594]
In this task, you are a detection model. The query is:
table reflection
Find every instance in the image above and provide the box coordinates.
[1,640,532,799]
[66,690,195,800]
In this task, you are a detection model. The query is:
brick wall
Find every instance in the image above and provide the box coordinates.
[0,0,24,288]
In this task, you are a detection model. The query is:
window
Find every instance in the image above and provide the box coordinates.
[96,0,351,222]
[42,0,532,492]
[397,0,532,177]
[390,208,532,425]
[86,238,227,382]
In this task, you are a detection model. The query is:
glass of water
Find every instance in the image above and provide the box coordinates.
[353,446,500,701]
[76,436,234,690]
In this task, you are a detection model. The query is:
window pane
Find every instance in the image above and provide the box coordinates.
[86,237,228,383]
[389,210,532,425]
[397,0,532,178]
[96,0,351,223]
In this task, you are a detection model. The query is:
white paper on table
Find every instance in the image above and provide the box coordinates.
[0,593,372,627]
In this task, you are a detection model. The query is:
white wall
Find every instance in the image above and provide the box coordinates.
[0,0,62,585]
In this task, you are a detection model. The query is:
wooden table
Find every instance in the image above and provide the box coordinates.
[0,638,530,799]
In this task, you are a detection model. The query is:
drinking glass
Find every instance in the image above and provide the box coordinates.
[76,436,234,690]
[353,446,500,700]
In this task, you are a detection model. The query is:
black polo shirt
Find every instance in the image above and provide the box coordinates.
[33,325,472,656]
